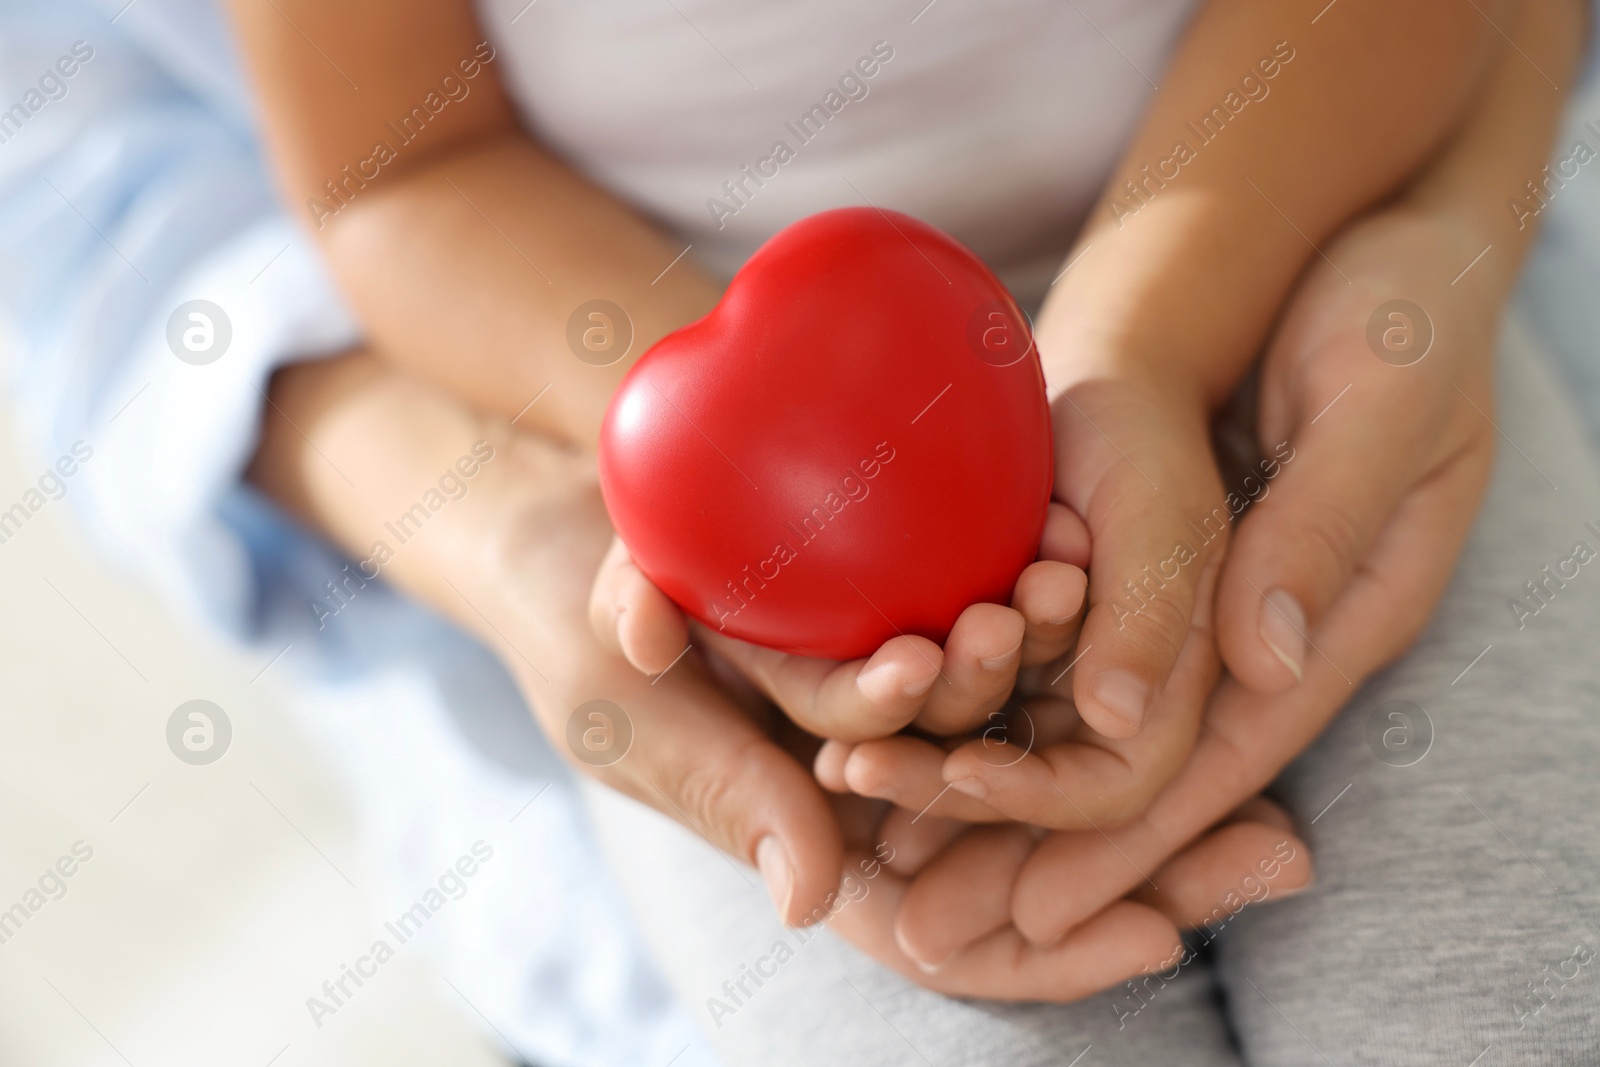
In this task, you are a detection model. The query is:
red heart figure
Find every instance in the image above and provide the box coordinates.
[599,207,1053,661]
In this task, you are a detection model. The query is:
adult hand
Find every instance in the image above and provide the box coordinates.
[1211,211,1498,691]
[251,352,845,925]
[879,186,1535,958]
[249,348,1314,996]
[589,501,1093,744]
[824,203,1498,831]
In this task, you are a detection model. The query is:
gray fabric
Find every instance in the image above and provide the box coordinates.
[583,317,1600,1066]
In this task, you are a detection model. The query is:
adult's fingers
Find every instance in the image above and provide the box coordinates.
[875,804,971,876]
[1051,378,1230,739]
[1007,439,1489,943]
[257,351,845,929]
[573,661,846,927]
[894,824,1037,970]
[887,801,1311,973]
[588,536,689,674]
[825,845,1184,1002]
[1133,809,1314,929]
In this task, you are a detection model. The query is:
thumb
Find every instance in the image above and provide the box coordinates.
[1053,379,1228,739]
[588,535,690,674]
[1216,375,1417,691]
[575,664,844,926]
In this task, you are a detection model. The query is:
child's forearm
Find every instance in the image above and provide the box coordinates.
[226,0,720,449]
[1040,0,1511,403]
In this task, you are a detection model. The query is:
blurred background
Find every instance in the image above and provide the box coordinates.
[0,3,711,1062]
[0,384,509,1064]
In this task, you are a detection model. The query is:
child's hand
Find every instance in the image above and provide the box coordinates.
[587,501,1091,743]
[812,537,1220,833]
[814,329,1235,829]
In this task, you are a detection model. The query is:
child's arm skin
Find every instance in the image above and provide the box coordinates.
[224,0,1079,758]
[835,0,1585,969]
[1033,0,1509,745]
[897,0,1519,828]
[1024,0,1509,744]
[223,0,717,448]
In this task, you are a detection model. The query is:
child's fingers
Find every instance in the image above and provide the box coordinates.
[842,735,1008,822]
[911,603,1025,735]
[588,536,688,674]
[1051,380,1229,740]
[1037,500,1092,569]
[698,627,942,742]
[941,567,1221,829]
[813,739,853,792]
[1011,560,1087,668]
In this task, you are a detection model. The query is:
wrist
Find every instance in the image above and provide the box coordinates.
[1034,309,1209,416]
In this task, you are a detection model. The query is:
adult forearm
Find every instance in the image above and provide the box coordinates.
[246,352,611,670]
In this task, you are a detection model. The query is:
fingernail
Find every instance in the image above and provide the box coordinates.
[756,836,794,924]
[894,928,949,973]
[1260,589,1306,682]
[856,661,898,701]
[1092,669,1150,733]
[979,645,1021,671]
[859,661,935,700]
[948,776,989,801]
[857,775,900,804]
[1277,874,1314,897]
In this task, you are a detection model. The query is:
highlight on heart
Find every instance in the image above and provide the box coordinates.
[598,207,1053,660]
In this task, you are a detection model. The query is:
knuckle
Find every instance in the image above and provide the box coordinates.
[669,741,762,854]
[1050,765,1149,830]
[1101,579,1191,666]
[1296,502,1367,578]
[1094,779,1159,830]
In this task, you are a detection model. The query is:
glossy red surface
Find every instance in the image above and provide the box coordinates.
[599,207,1053,659]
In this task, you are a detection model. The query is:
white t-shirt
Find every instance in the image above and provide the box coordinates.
[478,0,1200,306]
